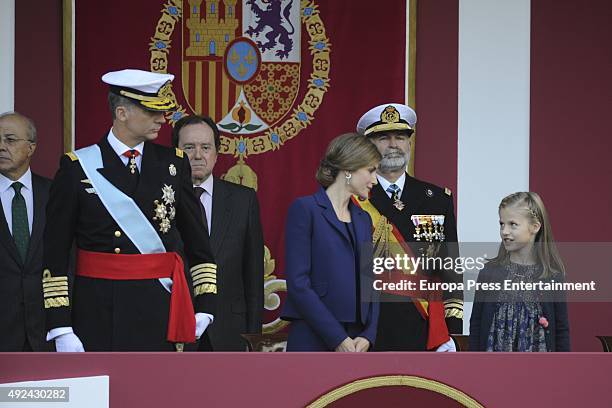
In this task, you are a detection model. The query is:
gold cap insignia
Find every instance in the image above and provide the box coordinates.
[380,106,401,124]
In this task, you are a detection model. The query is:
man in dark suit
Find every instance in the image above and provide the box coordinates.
[355,103,463,351]
[43,69,217,352]
[0,112,51,351]
[172,115,263,351]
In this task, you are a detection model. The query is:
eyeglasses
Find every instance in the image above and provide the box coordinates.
[0,136,34,147]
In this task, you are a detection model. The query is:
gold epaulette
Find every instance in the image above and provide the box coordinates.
[445,187,452,196]
[444,298,463,319]
[42,269,69,309]
[190,263,217,295]
[65,152,78,162]
[175,148,184,158]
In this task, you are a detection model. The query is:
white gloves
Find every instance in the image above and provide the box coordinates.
[55,332,85,352]
[436,338,456,352]
[195,313,212,339]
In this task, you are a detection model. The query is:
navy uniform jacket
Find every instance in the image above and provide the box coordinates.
[369,174,462,351]
[43,137,216,351]
[468,263,571,351]
[0,174,51,351]
[281,188,379,350]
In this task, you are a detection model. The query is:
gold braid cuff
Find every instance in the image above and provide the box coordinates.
[445,308,464,319]
[42,269,70,309]
[194,283,217,296]
[45,297,70,309]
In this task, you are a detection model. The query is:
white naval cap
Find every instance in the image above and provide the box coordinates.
[102,69,176,112]
[356,103,417,137]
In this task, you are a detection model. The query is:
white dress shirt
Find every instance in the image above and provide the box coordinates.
[377,172,406,199]
[0,168,34,235]
[107,128,144,171]
[194,175,213,235]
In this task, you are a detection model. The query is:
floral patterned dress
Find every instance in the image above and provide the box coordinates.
[486,262,548,352]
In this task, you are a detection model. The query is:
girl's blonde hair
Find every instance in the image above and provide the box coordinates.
[489,192,565,279]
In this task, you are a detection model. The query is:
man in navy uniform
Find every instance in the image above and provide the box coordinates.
[43,69,217,351]
[355,103,463,351]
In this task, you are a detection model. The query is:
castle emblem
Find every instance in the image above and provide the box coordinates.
[149,0,331,159]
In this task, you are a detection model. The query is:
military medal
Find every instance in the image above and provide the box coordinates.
[161,184,175,205]
[391,191,405,211]
[169,164,176,176]
[153,185,176,234]
[123,149,140,174]
[129,157,137,174]
[411,215,446,242]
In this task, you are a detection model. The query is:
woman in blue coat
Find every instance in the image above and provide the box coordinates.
[282,133,381,351]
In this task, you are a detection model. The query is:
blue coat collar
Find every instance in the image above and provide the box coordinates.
[313,186,367,246]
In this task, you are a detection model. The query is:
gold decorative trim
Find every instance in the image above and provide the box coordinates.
[192,270,216,278]
[118,89,168,103]
[307,375,484,408]
[140,99,177,110]
[445,309,464,319]
[62,0,74,153]
[444,299,464,308]
[42,271,68,283]
[364,122,413,136]
[175,147,184,158]
[192,274,216,284]
[190,262,216,273]
[43,285,69,293]
[194,283,217,295]
[43,281,68,289]
[44,297,70,309]
[44,291,69,298]
[191,269,216,278]
[193,277,216,286]
[65,152,78,162]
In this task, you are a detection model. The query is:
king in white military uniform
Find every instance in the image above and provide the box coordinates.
[43,69,217,351]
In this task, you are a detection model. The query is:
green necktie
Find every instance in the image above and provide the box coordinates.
[11,182,30,262]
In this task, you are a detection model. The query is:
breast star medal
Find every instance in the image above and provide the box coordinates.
[153,184,176,234]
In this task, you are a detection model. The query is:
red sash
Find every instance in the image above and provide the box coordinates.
[76,249,196,343]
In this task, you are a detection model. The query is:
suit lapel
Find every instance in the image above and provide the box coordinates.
[315,188,350,244]
[400,174,426,215]
[0,199,21,266]
[370,174,423,242]
[24,174,47,266]
[369,182,395,215]
[349,200,368,255]
[96,137,134,197]
[210,178,231,254]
